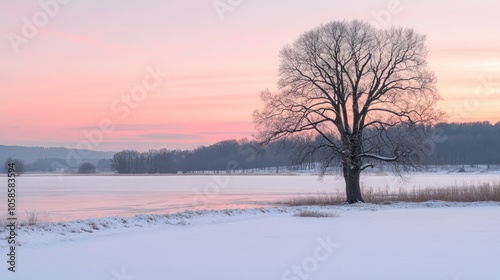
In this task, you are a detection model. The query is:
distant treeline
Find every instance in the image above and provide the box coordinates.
[428,122,500,165]
[112,122,500,174]
[111,139,293,174]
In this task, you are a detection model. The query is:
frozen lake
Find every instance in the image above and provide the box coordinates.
[2,172,499,221]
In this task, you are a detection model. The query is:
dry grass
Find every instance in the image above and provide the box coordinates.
[287,192,345,206]
[295,210,340,218]
[367,182,500,203]
[23,210,47,226]
[0,211,48,228]
[284,182,500,206]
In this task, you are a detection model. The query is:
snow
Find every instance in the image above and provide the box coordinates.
[359,153,398,161]
[1,202,500,280]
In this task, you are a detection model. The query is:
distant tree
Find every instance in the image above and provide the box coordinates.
[4,158,25,174]
[78,162,96,174]
[254,20,443,203]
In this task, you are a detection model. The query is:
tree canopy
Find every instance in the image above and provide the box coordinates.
[254,20,443,203]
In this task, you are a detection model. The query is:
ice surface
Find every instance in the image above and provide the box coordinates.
[0,172,498,222]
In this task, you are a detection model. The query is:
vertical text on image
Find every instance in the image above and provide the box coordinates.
[6,162,18,272]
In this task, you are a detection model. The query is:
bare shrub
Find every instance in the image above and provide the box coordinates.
[23,210,47,226]
[295,210,340,218]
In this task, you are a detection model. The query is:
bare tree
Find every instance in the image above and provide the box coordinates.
[4,158,25,174]
[78,162,96,174]
[254,20,443,203]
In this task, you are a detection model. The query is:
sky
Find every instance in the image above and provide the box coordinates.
[1,0,499,152]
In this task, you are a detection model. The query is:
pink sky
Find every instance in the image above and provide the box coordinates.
[1,0,499,151]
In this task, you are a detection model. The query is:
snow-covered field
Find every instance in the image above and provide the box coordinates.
[1,202,499,280]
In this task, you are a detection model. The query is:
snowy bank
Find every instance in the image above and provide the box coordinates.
[1,202,499,280]
[2,201,499,248]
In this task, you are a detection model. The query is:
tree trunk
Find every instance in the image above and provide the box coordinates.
[343,162,364,204]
